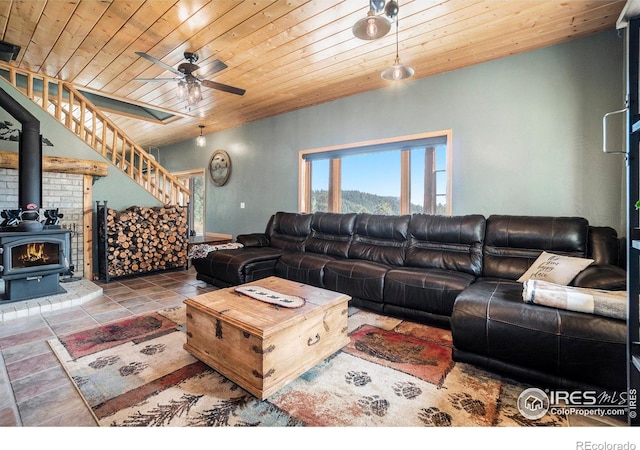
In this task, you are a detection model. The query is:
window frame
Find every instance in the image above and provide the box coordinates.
[173,168,206,236]
[298,130,452,214]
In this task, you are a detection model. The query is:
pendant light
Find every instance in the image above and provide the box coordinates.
[196,125,206,147]
[381,2,414,81]
[352,1,391,40]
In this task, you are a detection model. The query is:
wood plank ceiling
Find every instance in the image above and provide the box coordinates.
[0,0,626,150]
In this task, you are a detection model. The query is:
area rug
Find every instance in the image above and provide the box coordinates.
[48,306,567,427]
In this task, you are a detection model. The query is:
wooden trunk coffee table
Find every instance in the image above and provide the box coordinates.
[183,276,351,399]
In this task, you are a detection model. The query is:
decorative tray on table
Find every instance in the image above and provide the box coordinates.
[234,286,306,308]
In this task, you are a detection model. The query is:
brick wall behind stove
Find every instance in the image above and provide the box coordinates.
[0,168,84,275]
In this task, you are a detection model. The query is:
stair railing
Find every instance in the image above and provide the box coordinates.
[0,63,190,205]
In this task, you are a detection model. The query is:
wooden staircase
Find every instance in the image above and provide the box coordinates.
[0,62,189,205]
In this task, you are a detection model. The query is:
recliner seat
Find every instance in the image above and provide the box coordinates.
[275,212,356,287]
[323,214,410,311]
[450,215,626,391]
[194,211,311,287]
[384,214,485,326]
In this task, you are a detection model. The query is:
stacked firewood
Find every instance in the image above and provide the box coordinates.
[98,204,188,278]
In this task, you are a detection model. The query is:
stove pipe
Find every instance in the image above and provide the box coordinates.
[0,87,42,222]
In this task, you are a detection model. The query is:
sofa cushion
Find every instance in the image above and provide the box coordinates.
[275,252,336,288]
[406,214,485,276]
[482,215,589,280]
[236,233,270,247]
[323,259,391,304]
[572,264,626,290]
[516,251,593,285]
[304,212,356,257]
[193,247,283,286]
[348,213,410,265]
[268,212,312,251]
[588,226,623,266]
[451,280,626,391]
[384,267,476,319]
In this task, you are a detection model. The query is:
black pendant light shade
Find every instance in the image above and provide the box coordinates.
[385,1,399,21]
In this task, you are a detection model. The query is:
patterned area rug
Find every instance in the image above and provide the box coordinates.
[48,306,567,427]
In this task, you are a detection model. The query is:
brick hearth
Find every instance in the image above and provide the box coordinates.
[0,278,103,322]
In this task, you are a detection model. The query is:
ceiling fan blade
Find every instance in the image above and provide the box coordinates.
[134,77,178,82]
[207,59,228,76]
[201,79,246,96]
[135,52,182,76]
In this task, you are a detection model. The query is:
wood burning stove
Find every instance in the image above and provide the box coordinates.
[0,229,70,302]
[0,86,73,303]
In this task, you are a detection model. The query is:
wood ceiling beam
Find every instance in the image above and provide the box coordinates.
[0,150,108,177]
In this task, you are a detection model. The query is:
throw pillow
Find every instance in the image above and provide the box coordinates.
[517,251,594,285]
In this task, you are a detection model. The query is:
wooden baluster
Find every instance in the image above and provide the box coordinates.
[42,76,49,112]
[56,81,63,121]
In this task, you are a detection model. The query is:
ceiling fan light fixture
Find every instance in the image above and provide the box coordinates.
[196,125,206,147]
[177,81,187,101]
[177,78,202,106]
[135,51,245,103]
[188,81,202,105]
[353,8,391,40]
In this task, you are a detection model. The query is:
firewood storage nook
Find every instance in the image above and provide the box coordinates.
[96,201,188,281]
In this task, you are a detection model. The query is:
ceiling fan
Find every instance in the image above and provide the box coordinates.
[134,51,245,106]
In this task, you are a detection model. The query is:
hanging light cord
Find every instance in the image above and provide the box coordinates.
[394,16,400,61]
[381,1,413,81]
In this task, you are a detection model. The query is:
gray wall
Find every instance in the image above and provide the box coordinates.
[161,30,627,237]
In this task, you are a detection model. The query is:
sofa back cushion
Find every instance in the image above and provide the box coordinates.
[268,212,312,251]
[304,212,356,257]
[348,213,410,266]
[406,214,485,276]
[588,226,623,267]
[483,215,589,280]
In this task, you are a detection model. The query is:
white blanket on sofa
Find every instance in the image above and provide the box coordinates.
[522,279,627,321]
[188,242,244,259]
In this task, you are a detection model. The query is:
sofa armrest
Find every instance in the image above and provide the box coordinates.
[236,233,271,247]
[572,264,626,291]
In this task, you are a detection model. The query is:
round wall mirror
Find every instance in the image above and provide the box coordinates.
[208,149,231,186]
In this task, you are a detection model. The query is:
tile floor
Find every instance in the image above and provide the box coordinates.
[0,267,215,426]
[0,267,628,428]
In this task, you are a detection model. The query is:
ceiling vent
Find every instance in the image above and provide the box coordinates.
[0,41,20,62]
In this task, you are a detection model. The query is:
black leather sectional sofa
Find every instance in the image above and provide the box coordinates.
[192,211,627,392]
